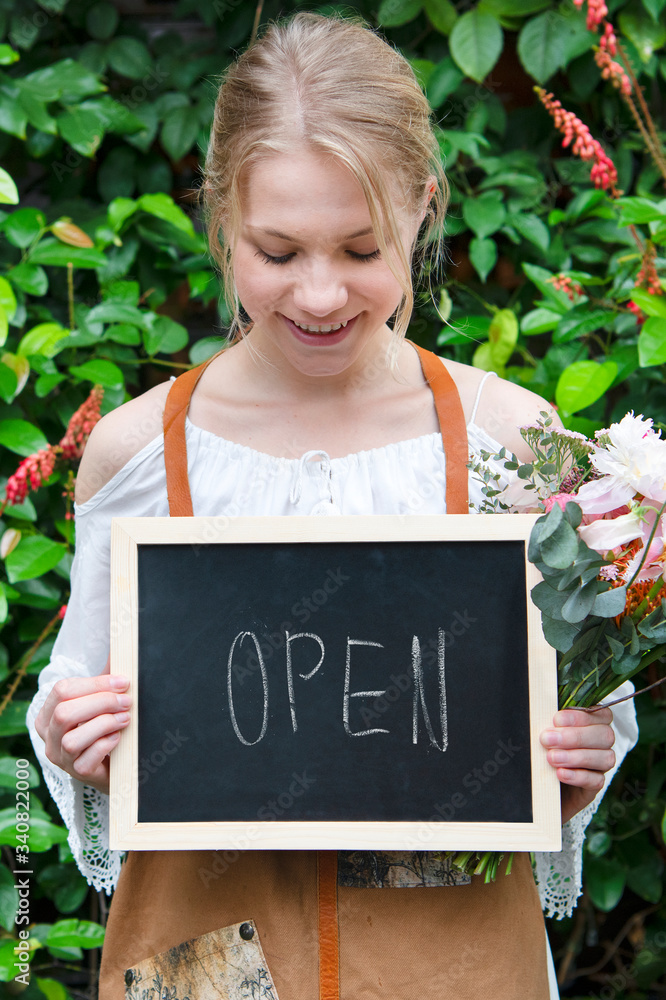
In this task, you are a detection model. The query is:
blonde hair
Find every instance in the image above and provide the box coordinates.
[199,11,448,358]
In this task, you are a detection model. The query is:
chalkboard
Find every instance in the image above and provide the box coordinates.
[109,515,561,852]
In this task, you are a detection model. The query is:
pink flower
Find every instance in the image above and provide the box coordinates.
[5,446,59,506]
[544,493,575,513]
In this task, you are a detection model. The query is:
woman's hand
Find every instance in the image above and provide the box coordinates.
[540,707,616,825]
[34,657,131,796]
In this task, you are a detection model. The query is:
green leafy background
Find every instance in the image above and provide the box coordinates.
[0,0,665,995]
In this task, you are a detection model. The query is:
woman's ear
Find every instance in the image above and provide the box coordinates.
[420,175,437,223]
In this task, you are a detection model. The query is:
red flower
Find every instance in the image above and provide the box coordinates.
[536,89,620,195]
[59,385,104,461]
[5,446,59,506]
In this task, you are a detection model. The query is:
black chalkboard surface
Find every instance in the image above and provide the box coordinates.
[109,515,561,852]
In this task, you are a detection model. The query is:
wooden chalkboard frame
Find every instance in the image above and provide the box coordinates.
[109,514,561,852]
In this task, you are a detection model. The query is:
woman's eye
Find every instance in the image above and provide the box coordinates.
[348,249,381,262]
[255,249,294,265]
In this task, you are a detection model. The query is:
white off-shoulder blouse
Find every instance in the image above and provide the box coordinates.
[26,377,638,934]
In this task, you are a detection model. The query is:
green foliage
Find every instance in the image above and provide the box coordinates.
[0,0,663,996]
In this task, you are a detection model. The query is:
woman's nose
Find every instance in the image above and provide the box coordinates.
[291,259,348,317]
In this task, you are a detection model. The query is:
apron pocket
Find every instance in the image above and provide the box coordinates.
[124,919,279,999]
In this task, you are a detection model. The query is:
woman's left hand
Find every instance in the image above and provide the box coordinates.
[540,707,616,825]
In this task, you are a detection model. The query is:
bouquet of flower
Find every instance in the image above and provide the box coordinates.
[453,411,666,881]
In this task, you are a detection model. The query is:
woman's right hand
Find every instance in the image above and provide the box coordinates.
[34,657,131,796]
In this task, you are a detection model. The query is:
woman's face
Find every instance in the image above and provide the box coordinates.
[232,147,419,379]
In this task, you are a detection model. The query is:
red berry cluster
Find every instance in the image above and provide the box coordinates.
[3,386,104,510]
[573,0,608,31]
[536,89,619,195]
[550,274,584,302]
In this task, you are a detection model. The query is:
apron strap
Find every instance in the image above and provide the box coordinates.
[162,353,221,517]
[408,341,469,515]
[163,344,469,517]
[318,851,340,1000]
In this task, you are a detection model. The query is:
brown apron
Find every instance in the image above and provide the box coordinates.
[99,345,550,999]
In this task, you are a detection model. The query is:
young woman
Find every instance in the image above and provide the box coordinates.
[28,12,637,999]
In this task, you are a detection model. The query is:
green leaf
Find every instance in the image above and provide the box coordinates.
[377,0,423,24]
[36,979,70,1000]
[638,316,666,366]
[0,866,17,933]
[521,307,561,335]
[0,758,39,788]
[5,535,66,583]
[450,9,503,83]
[143,316,189,356]
[469,237,497,282]
[522,263,572,309]
[7,262,48,296]
[30,61,104,103]
[56,107,105,157]
[505,212,549,252]
[617,196,666,225]
[424,0,457,33]
[46,919,105,950]
[38,864,88,914]
[0,91,26,139]
[555,360,618,415]
[463,193,506,239]
[0,167,19,205]
[541,615,580,652]
[137,193,196,237]
[486,308,518,366]
[0,277,17,322]
[29,240,107,269]
[426,57,464,105]
[0,810,67,852]
[69,359,124,389]
[0,938,22,981]
[540,520,580,569]
[517,11,567,83]
[0,702,28,736]
[189,337,224,365]
[18,323,68,359]
[619,9,666,62]
[561,580,598,623]
[0,363,18,403]
[86,1,119,39]
[107,36,152,79]
[627,857,663,902]
[16,87,57,135]
[2,207,44,247]
[631,288,666,317]
[593,585,628,618]
[553,308,613,344]
[585,857,626,911]
[106,324,141,346]
[108,197,137,232]
[0,45,19,66]
[0,419,48,456]
[86,301,148,327]
[159,104,200,162]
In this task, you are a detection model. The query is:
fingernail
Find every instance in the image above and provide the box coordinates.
[549,750,567,764]
[541,731,561,747]
[110,677,128,691]
[109,731,121,742]
[114,712,130,723]
[117,695,131,709]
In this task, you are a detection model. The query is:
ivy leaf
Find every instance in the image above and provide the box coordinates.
[450,9,503,83]
[517,11,567,83]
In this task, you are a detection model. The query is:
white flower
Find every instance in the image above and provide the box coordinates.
[578,508,646,553]
[588,411,666,506]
